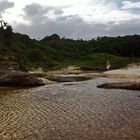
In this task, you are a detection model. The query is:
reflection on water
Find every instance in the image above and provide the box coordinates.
[0,87,32,95]
[0,77,140,140]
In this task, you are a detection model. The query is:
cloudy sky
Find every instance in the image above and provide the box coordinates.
[0,0,140,39]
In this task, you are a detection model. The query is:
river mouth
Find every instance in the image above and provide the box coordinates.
[0,73,93,94]
[0,77,140,140]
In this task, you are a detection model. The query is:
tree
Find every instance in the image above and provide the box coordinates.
[0,20,7,29]
[4,25,13,46]
[0,20,13,46]
[42,34,60,41]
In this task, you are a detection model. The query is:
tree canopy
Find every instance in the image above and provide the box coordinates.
[0,20,13,46]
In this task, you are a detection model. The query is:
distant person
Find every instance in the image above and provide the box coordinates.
[106,60,111,71]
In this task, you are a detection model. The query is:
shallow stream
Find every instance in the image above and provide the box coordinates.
[0,77,140,140]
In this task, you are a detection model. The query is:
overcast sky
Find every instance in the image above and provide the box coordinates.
[0,0,140,39]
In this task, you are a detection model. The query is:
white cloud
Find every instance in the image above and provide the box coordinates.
[122,1,140,9]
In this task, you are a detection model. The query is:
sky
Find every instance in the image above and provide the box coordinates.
[0,0,140,39]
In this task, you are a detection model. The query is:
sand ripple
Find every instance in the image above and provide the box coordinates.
[0,78,140,140]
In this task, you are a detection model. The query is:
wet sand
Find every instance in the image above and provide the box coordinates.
[0,78,140,140]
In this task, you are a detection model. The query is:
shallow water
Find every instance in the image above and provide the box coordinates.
[0,77,140,140]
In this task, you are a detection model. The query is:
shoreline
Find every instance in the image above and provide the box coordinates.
[103,65,140,82]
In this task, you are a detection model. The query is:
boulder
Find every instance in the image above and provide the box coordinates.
[97,82,140,90]
[0,70,45,87]
[0,61,27,72]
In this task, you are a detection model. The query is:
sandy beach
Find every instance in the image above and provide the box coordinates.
[104,64,140,82]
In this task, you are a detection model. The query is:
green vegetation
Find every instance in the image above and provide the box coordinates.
[75,53,140,71]
[0,20,140,71]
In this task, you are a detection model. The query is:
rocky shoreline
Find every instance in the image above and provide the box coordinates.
[0,61,140,90]
[0,70,45,87]
[97,82,140,90]
[0,61,45,87]
[97,65,140,90]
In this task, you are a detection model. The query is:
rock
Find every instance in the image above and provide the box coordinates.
[0,70,45,87]
[0,61,19,70]
[0,61,27,72]
[45,75,92,82]
[30,73,47,78]
[39,77,56,85]
[97,82,140,90]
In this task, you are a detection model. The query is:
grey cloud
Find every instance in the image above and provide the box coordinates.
[13,2,140,40]
[23,3,49,17]
[23,3,64,23]
[124,0,140,2]
[53,9,64,16]
[14,15,86,39]
[23,3,49,23]
[14,17,140,40]
[12,15,104,39]
[56,15,83,23]
[108,19,140,36]
[0,0,14,17]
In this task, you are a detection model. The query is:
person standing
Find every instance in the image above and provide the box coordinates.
[106,60,111,71]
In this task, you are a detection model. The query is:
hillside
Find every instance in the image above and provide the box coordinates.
[0,24,140,71]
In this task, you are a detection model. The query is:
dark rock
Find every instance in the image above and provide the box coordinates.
[0,61,27,72]
[30,73,47,78]
[0,61,19,70]
[45,75,92,82]
[0,70,45,87]
[97,82,140,90]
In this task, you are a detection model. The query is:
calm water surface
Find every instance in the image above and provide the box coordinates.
[0,78,140,140]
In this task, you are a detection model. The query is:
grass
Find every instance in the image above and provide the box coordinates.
[74,53,140,71]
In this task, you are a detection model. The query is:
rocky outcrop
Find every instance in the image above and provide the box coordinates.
[0,61,19,70]
[45,75,92,82]
[0,70,45,87]
[0,61,27,71]
[97,82,140,90]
